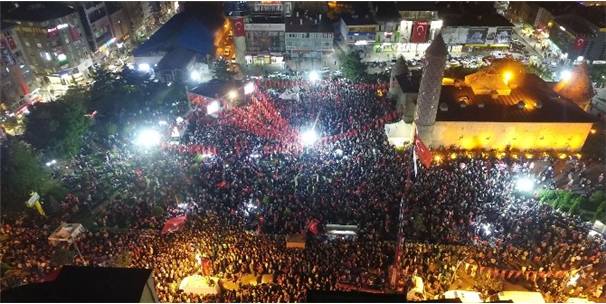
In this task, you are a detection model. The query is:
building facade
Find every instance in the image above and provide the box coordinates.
[285,14,334,71]
[0,22,41,111]
[76,2,114,52]
[2,2,93,99]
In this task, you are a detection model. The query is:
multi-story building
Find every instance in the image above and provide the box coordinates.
[244,17,286,66]
[339,14,378,47]
[75,2,115,53]
[1,2,93,99]
[394,2,442,60]
[439,3,514,55]
[1,21,41,112]
[285,13,334,70]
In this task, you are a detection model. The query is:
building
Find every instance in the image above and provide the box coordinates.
[339,14,378,47]
[439,3,514,55]
[1,2,93,99]
[285,13,334,71]
[133,12,213,83]
[1,21,42,111]
[244,16,286,66]
[75,2,114,52]
[386,35,596,152]
[506,2,554,30]
[395,2,442,60]
[1,266,159,302]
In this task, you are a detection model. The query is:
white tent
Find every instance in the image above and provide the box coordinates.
[48,223,86,246]
[495,291,545,303]
[443,290,483,303]
[179,275,220,296]
[384,120,413,148]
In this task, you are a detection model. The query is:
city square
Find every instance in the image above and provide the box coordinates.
[1,1,606,303]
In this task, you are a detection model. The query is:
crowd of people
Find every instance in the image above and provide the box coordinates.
[1,77,605,302]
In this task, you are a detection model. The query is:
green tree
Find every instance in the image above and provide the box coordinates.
[339,51,367,81]
[0,138,65,215]
[213,58,232,81]
[23,88,90,158]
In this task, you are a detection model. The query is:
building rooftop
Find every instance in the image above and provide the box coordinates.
[1,266,155,302]
[157,48,198,71]
[249,16,285,24]
[439,2,512,27]
[541,1,606,27]
[395,1,439,12]
[1,2,76,22]
[342,14,377,26]
[554,15,598,36]
[285,15,332,32]
[373,2,401,21]
[190,79,241,99]
[133,12,213,57]
[436,73,595,123]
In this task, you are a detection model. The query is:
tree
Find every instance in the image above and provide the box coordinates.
[213,58,232,81]
[339,51,367,81]
[0,138,65,215]
[23,88,90,159]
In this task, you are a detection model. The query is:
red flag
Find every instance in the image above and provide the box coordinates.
[161,215,187,235]
[307,218,320,235]
[414,135,432,168]
[410,21,429,43]
[232,17,245,37]
[216,180,229,189]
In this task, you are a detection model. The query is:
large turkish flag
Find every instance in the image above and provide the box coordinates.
[414,134,432,168]
[410,21,429,43]
[232,17,245,37]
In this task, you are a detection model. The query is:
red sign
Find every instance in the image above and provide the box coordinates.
[232,17,245,37]
[575,36,586,50]
[410,21,429,43]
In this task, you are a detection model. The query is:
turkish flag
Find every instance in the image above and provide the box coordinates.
[232,17,245,37]
[414,134,432,168]
[575,36,586,50]
[161,215,187,235]
[306,218,320,235]
[410,21,429,43]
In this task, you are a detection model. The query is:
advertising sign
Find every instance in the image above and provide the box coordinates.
[466,28,488,44]
[410,21,429,43]
[495,28,513,44]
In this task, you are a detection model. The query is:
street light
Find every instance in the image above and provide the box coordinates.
[207,100,220,115]
[244,82,255,95]
[138,63,151,73]
[190,70,202,82]
[308,70,320,82]
[560,69,572,81]
[134,128,161,148]
[299,128,319,146]
[515,176,535,193]
[227,90,238,100]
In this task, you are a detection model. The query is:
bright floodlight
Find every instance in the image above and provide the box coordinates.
[227,90,238,100]
[515,176,535,193]
[560,69,572,81]
[308,70,320,82]
[300,129,319,146]
[138,63,151,73]
[207,100,220,115]
[135,129,161,148]
[190,70,202,82]
[244,82,255,95]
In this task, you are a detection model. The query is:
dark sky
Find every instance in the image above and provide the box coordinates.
[180,1,225,33]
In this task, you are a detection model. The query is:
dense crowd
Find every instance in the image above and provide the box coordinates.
[1,78,605,303]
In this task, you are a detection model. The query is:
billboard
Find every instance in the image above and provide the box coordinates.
[410,21,430,43]
[495,28,513,44]
[466,28,488,44]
